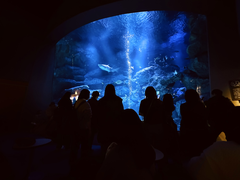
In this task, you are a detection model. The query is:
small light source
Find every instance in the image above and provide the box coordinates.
[156,91,160,99]
[196,85,201,96]
[75,91,77,95]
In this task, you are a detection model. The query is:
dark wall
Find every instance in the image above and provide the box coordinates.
[207,0,240,106]
[237,0,240,36]
[22,45,56,119]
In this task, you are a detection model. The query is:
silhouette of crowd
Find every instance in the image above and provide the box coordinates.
[40,85,239,180]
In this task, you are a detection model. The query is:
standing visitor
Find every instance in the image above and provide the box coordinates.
[88,91,100,150]
[97,84,124,159]
[139,86,165,152]
[69,89,92,168]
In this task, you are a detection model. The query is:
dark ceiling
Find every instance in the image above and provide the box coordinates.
[1,0,120,80]
[6,0,64,20]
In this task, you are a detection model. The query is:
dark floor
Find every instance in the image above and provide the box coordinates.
[0,131,192,180]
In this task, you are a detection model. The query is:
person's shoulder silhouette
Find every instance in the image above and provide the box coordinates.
[139,86,164,124]
[99,84,123,110]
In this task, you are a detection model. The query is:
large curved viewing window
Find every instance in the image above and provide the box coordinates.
[53,11,209,129]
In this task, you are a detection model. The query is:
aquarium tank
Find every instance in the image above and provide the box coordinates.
[53,11,210,130]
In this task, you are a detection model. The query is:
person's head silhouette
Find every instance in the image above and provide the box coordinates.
[104,84,116,98]
[92,91,100,99]
[79,89,90,100]
[145,86,157,99]
[185,89,200,103]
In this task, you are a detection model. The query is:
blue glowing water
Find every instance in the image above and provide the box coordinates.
[54,11,209,130]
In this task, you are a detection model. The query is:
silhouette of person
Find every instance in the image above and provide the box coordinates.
[87,91,100,150]
[139,86,165,151]
[97,84,124,158]
[55,91,73,150]
[69,89,92,168]
[139,86,165,124]
[205,89,235,142]
[163,93,176,128]
[162,93,179,159]
[188,107,240,180]
[96,109,156,180]
[33,102,57,137]
[46,102,57,121]
[180,89,209,159]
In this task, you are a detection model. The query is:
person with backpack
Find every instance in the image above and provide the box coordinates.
[69,89,92,169]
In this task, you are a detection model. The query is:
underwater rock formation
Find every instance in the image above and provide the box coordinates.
[186,14,209,80]
[182,70,210,99]
[188,54,209,78]
[133,66,156,85]
[84,69,105,79]
[54,65,86,79]
[52,78,85,99]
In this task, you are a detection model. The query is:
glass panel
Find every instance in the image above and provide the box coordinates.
[54,11,209,130]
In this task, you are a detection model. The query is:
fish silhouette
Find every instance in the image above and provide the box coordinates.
[98,64,119,72]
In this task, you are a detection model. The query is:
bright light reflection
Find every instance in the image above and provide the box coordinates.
[123,31,134,108]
